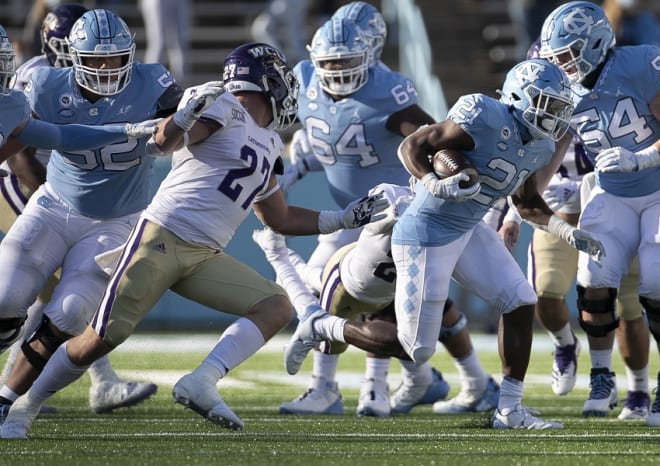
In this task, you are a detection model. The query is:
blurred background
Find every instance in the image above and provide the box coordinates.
[0,0,658,333]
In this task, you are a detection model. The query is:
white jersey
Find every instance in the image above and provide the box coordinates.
[143,92,284,250]
[340,183,412,306]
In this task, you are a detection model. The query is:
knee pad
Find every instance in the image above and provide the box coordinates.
[21,315,66,371]
[0,316,27,354]
[410,345,435,365]
[576,285,619,338]
[640,297,660,343]
[439,312,467,343]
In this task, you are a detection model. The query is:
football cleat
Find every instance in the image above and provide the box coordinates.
[89,380,158,414]
[582,368,617,417]
[172,373,243,430]
[433,377,500,414]
[279,377,344,415]
[648,373,660,427]
[617,390,650,420]
[491,405,563,429]
[283,306,327,375]
[390,368,450,414]
[356,379,390,417]
[0,393,42,439]
[551,337,581,396]
[0,403,9,424]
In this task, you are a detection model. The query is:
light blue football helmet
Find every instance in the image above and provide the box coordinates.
[539,1,615,84]
[308,18,370,96]
[332,1,386,66]
[67,9,135,96]
[0,25,16,95]
[499,59,574,141]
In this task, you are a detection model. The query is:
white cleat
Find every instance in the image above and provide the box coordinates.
[283,306,326,375]
[551,338,581,396]
[433,377,500,414]
[356,379,390,417]
[390,368,450,414]
[279,377,344,415]
[89,380,158,414]
[617,390,649,420]
[0,393,42,439]
[172,373,243,430]
[491,405,563,430]
[582,368,617,417]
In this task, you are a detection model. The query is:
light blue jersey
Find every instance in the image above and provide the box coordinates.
[26,62,174,218]
[295,60,415,207]
[393,94,555,247]
[571,45,660,197]
[0,90,30,146]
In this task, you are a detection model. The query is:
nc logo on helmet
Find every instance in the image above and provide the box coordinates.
[515,61,545,83]
[562,8,595,35]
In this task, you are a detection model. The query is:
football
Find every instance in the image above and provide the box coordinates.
[432,149,479,188]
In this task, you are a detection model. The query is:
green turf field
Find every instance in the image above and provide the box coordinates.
[3,332,660,466]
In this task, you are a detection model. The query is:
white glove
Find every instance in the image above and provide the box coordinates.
[364,194,413,235]
[124,118,162,138]
[542,177,580,211]
[547,215,605,267]
[318,192,389,234]
[421,172,481,201]
[289,128,312,164]
[595,145,660,173]
[172,81,225,132]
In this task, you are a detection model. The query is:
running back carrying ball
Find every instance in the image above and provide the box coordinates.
[432,149,479,188]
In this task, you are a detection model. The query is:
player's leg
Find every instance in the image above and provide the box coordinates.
[172,244,292,430]
[431,301,500,414]
[528,223,580,396]
[0,219,174,438]
[616,257,650,420]
[577,188,641,417]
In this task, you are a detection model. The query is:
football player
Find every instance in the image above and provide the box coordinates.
[0,9,184,418]
[0,41,388,438]
[496,37,647,421]
[539,1,660,425]
[273,11,450,416]
[0,3,159,416]
[284,58,607,429]
[254,183,500,417]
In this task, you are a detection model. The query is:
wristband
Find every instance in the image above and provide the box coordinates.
[318,210,343,234]
[637,144,660,171]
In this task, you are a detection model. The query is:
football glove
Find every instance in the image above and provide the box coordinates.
[547,215,605,267]
[542,177,580,211]
[173,80,225,132]
[595,145,660,173]
[318,192,389,234]
[421,172,481,201]
[124,118,162,138]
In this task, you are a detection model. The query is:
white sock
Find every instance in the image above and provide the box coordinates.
[30,342,89,402]
[590,349,612,370]
[313,315,346,342]
[625,365,649,392]
[365,357,390,389]
[399,360,432,386]
[201,318,265,379]
[268,251,317,319]
[454,350,488,392]
[311,351,339,382]
[549,322,575,347]
[288,248,322,295]
[87,355,121,385]
[498,376,523,413]
[0,385,19,403]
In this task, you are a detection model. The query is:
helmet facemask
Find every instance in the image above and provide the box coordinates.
[0,27,15,95]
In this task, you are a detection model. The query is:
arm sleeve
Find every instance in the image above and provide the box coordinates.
[14,118,128,151]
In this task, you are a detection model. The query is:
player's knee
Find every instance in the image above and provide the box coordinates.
[576,285,619,337]
[439,312,467,343]
[641,297,660,343]
[58,293,96,335]
[410,345,435,365]
[21,315,67,371]
[0,316,27,354]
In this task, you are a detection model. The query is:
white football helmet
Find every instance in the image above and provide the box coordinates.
[0,25,16,95]
[67,9,135,96]
[499,59,574,141]
[539,1,615,84]
[309,18,370,97]
[332,1,387,66]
